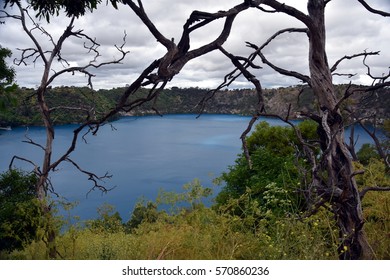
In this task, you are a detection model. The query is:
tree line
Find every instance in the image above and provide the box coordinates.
[1,84,388,127]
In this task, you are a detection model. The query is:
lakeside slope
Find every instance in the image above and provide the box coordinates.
[1,84,388,126]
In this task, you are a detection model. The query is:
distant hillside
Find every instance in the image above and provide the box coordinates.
[0,84,388,126]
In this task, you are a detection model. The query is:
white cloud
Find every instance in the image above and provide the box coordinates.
[0,0,389,89]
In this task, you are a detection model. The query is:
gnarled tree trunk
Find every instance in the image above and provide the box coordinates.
[307,0,373,259]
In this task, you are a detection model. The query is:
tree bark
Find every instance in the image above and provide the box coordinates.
[307,0,373,259]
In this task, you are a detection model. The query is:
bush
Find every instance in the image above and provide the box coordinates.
[215,120,318,217]
[126,200,159,232]
[86,203,123,234]
[0,169,43,253]
[357,143,380,165]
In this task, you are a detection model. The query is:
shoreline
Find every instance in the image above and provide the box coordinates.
[2,111,385,130]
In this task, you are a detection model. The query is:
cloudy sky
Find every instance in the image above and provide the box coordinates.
[0,0,389,89]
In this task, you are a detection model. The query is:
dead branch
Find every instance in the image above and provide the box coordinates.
[219,46,265,113]
[13,48,41,66]
[50,105,95,122]
[22,128,45,151]
[47,59,161,176]
[65,157,115,196]
[196,68,242,116]
[197,28,311,169]
[360,186,390,199]
[363,54,390,84]
[334,52,389,112]
[47,32,129,89]
[49,105,93,114]
[330,51,380,73]
[357,119,389,167]
[357,0,390,17]
[9,155,41,174]
[261,0,313,28]
[245,27,311,85]
[240,114,260,169]
[347,123,359,161]
[122,0,174,50]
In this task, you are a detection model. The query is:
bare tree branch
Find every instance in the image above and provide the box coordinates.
[47,39,129,89]
[65,158,115,196]
[362,53,390,84]
[357,0,390,17]
[195,68,243,116]
[246,28,311,85]
[240,114,260,169]
[22,128,46,151]
[122,0,174,50]
[330,51,380,73]
[261,0,313,28]
[219,46,265,112]
[360,186,390,199]
[9,155,40,174]
[358,119,389,168]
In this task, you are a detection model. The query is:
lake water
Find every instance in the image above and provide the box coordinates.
[0,114,376,221]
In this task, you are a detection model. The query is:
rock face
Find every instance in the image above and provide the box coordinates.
[2,84,389,126]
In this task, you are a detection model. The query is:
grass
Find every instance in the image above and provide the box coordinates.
[3,203,342,260]
[1,178,389,260]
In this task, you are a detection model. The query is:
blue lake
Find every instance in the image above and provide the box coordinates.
[0,114,376,221]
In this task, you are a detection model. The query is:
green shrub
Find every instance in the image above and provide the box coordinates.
[215,121,318,216]
[126,200,159,232]
[0,169,43,253]
[86,203,123,234]
[357,143,380,165]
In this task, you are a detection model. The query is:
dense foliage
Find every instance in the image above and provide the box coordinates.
[0,169,42,252]
[0,45,17,112]
[3,0,122,21]
[215,120,319,217]
[0,46,14,86]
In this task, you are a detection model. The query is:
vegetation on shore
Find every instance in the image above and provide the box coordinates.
[1,84,388,127]
[1,170,388,260]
